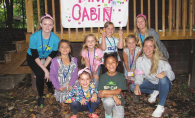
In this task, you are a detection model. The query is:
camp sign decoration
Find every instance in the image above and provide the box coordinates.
[61,0,129,28]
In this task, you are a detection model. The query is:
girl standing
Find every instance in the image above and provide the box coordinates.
[27,13,60,106]
[64,67,100,118]
[50,40,78,103]
[134,14,169,59]
[81,34,103,87]
[123,35,141,82]
[98,52,127,118]
[99,21,124,74]
[130,36,175,117]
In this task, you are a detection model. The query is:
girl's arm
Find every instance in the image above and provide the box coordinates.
[100,29,107,50]
[117,30,124,49]
[69,57,78,86]
[123,51,130,72]
[44,56,52,68]
[134,57,144,86]
[35,58,49,80]
[49,58,61,90]
[84,57,90,69]
[98,89,122,98]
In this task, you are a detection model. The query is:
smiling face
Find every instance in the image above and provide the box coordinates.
[105,24,114,37]
[85,36,96,50]
[136,17,146,30]
[79,73,91,89]
[126,38,136,50]
[143,40,154,59]
[105,56,118,75]
[40,18,54,33]
[58,42,71,56]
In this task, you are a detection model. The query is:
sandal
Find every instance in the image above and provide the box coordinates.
[70,115,77,118]
[88,113,99,118]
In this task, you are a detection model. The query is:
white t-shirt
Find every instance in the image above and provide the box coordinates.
[99,37,121,61]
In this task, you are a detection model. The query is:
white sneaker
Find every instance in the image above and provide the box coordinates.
[152,105,164,117]
[148,90,159,103]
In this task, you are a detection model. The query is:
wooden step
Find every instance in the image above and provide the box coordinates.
[12,40,27,53]
[4,50,17,63]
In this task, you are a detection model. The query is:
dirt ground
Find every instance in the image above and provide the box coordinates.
[0,74,194,118]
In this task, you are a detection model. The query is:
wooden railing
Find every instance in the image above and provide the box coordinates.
[25,0,195,42]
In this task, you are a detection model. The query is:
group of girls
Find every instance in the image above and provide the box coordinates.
[27,13,175,118]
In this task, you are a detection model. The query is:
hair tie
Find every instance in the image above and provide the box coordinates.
[78,67,91,76]
[137,14,147,20]
[40,13,54,21]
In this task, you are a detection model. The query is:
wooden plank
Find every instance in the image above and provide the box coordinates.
[127,18,129,35]
[172,0,176,28]
[98,27,100,39]
[162,0,165,37]
[52,0,56,34]
[91,27,93,33]
[68,28,71,40]
[10,66,31,74]
[37,0,40,21]
[59,0,63,39]
[133,0,136,30]
[169,0,172,37]
[155,0,158,31]
[194,0,195,26]
[176,0,180,36]
[76,28,78,40]
[25,0,34,33]
[183,0,187,37]
[83,28,86,38]
[148,0,151,28]
[45,0,48,13]
[141,0,143,14]
[189,0,193,36]
[178,0,181,27]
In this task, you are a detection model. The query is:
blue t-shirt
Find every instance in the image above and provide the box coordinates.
[139,32,145,43]
[27,30,60,58]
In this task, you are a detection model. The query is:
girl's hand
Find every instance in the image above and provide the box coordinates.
[91,93,97,102]
[44,70,50,82]
[98,90,105,98]
[59,87,66,92]
[113,95,121,105]
[80,98,88,105]
[156,71,166,79]
[100,29,106,38]
[68,86,72,92]
[134,85,141,95]
[118,29,123,36]
[93,73,99,80]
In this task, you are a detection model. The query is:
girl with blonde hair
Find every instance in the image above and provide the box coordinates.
[134,14,169,59]
[130,36,175,117]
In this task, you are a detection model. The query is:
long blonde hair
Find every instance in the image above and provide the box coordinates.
[134,15,149,48]
[139,36,167,75]
[81,34,100,65]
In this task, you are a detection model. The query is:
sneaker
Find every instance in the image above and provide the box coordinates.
[133,94,139,103]
[37,97,44,106]
[105,112,112,118]
[152,105,164,117]
[148,90,159,103]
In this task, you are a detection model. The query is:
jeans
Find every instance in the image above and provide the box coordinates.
[130,76,172,106]
[70,97,101,115]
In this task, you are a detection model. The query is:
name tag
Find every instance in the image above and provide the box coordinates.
[41,58,45,65]
[128,71,134,76]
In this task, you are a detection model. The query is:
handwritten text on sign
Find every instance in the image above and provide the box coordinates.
[61,0,129,28]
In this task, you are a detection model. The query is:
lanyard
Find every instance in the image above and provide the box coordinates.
[81,86,93,117]
[129,49,135,69]
[41,30,51,58]
[106,37,116,52]
[88,48,95,73]
[61,56,70,81]
[139,32,145,43]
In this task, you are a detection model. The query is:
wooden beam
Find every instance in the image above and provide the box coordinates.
[162,0,165,37]
[172,0,176,28]
[148,0,151,28]
[59,0,63,39]
[91,27,93,33]
[127,17,129,35]
[141,0,143,14]
[25,0,34,33]
[176,0,180,36]
[133,0,136,30]
[52,0,56,33]
[45,0,48,13]
[183,0,187,37]
[169,0,172,37]
[37,0,40,21]
[189,0,193,37]
[155,0,158,31]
